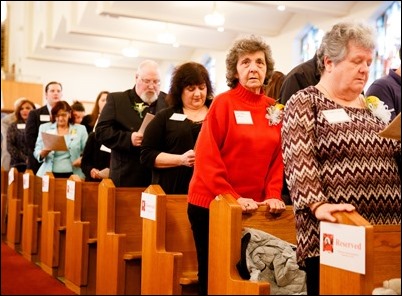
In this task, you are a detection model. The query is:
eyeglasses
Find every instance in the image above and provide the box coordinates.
[140,78,161,86]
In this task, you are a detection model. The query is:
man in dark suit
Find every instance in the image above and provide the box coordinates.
[25,81,63,174]
[95,60,167,187]
[279,53,320,105]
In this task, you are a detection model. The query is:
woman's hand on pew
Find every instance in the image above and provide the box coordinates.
[258,198,286,214]
[313,203,356,222]
[238,197,259,213]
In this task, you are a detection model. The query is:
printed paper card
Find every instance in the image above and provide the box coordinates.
[140,192,156,221]
[23,173,30,189]
[66,180,75,200]
[320,221,365,274]
[42,175,49,192]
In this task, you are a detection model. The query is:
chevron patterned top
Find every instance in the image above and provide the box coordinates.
[281,86,401,265]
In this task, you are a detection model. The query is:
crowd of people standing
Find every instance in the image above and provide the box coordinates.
[1,19,400,296]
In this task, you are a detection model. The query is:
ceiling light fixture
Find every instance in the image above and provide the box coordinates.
[157,26,176,45]
[204,1,225,27]
[122,44,139,58]
[94,55,111,68]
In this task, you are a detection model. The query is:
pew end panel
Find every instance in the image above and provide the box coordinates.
[64,175,99,295]
[209,194,272,295]
[21,170,42,262]
[6,168,23,251]
[96,178,145,295]
[320,211,401,295]
[1,166,8,238]
[141,184,197,295]
[40,173,68,278]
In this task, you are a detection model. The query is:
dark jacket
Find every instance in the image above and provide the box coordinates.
[95,88,167,187]
[25,105,51,174]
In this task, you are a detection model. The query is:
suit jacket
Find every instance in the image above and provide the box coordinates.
[95,88,167,187]
[25,105,51,173]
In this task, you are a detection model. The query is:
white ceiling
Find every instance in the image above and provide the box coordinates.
[23,1,360,70]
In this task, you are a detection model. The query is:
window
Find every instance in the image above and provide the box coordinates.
[300,26,324,62]
[371,1,401,81]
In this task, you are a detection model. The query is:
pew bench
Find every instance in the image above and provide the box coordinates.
[64,175,99,295]
[21,170,43,262]
[320,211,401,295]
[141,184,198,295]
[96,179,145,295]
[208,193,297,295]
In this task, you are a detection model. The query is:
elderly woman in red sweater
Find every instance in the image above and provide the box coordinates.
[187,35,286,295]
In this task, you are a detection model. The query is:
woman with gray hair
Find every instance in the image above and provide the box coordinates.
[282,22,401,295]
[187,35,286,295]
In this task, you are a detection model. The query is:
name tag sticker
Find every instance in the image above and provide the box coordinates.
[17,123,26,129]
[169,113,187,121]
[322,109,351,124]
[40,114,51,122]
[234,111,253,125]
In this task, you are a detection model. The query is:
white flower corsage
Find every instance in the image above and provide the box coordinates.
[363,96,392,124]
[265,102,285,126]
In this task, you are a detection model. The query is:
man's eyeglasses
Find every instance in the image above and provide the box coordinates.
[140,78,161,86]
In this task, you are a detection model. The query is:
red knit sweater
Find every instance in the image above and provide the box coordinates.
[188,84,284,208]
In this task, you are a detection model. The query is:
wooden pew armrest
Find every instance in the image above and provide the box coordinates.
[124,251,142,260]
[87,238,97,244]
[180,271,198,285]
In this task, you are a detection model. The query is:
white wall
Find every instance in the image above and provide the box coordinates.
[4,1,393,108]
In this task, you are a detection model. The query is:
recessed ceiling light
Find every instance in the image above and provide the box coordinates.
[277,5,286,11]
[122,47,139,58]
[94,56,111,68]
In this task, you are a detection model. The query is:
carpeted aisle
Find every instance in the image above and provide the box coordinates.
[1,242,76,295]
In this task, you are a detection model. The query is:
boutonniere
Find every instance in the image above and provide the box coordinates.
[265,102,285,126]
[70,128,77,135]
[133,102,147,119]
[362,96,392,124]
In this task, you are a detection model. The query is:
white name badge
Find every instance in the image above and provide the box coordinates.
[234,111,253,125]
[17,123,26,129]
[40,114,51,122]
[169,113,187,121]
[100,145,111,153]
[322,109,351,124]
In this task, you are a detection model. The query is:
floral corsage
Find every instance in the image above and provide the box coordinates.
[363,96,392,124]
[266,102,285,126]
[133,102,147,118]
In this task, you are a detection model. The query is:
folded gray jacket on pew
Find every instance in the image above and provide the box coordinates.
[237,227,307,295]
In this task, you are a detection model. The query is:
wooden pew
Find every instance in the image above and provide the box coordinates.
[96,179,146,295]
[39,172,68,278]
[20,169,43,262]
[1,166,8,239]
[141,185,198,295]
[64,175,99,295]
[320,211,401,295]
[208,193,297,295]
[5,167,24,251]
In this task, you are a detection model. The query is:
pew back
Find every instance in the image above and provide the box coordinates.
[208,193,296,295]
[320,211,401,295]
